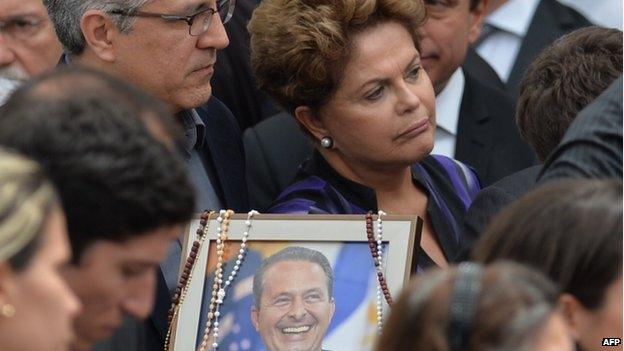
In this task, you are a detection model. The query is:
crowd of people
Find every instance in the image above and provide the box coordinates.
[0,0,621,350]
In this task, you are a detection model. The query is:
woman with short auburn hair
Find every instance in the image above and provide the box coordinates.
[249,0,481,270]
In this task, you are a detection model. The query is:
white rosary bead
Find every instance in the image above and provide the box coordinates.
[375,210,387,333]
[202,209,259,351]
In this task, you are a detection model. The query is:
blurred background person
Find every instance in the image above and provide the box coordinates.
[0,0,62,104]
[420,0,536,186]
[376,262,574,351]
[472,0,591,96]
[473,179,622,351]
[463,26,622,242]
[249,0,481,270]
[0,66,195,351]
[0,149,81,351]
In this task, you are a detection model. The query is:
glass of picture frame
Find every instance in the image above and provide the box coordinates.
[169,213,422,351]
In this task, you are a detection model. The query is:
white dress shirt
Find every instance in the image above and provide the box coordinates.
[0,77,21,106]
[557,0,621,29]
[432,68,465,158]
[476,0,541,82]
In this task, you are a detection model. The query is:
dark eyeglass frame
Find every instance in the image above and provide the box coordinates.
[109,0,235,37]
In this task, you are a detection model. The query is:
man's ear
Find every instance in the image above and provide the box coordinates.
[294,106,331,144]
[80,10,117,62]
[250,306,260,331]
[328,297,336,321]
[468,0,488,44]
[558,293,584,340]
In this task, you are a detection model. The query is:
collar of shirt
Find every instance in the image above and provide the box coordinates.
[178,109,206,156]
[435,68,465,136]
[486,0,541,38]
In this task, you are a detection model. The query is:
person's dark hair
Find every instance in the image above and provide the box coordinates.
[516,26,623,162]
[0,66,195,263]
[0,149,58,271]
[376,262,560,351]
[252,246,334,308]
[473,179,622,309]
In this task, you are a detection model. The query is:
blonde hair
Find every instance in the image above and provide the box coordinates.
[0,149,57,264]
[248,0,427,114]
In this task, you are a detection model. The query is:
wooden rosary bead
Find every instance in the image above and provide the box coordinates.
[365,211,393,306]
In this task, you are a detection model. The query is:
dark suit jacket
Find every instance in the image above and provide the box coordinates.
[145,97,249,351]
[505,0,591,96]
[244,113,313,211]
[455,71,537,186]
[462,47,505,90]
[92,317,146,351]
[211,0,279,130]
[462,165,541,248]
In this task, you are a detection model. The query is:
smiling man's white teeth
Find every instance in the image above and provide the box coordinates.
[282,325,311,334]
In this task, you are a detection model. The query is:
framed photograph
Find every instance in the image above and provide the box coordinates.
[169,213,422,351]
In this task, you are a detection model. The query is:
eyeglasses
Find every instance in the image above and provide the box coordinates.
[109,0,236,37]
[0,17,44,41]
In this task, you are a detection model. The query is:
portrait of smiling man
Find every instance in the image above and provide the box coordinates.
[252,246,336,351]
[42,0,249,349]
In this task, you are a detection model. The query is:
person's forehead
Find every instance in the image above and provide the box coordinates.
[145,0,216,12]
[264,260,326,283]
[0,0,48,18]
[81,226,180,263]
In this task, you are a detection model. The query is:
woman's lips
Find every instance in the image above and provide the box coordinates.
[396,118,430,140]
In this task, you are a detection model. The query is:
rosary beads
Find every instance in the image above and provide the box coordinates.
[366,210,393,332]
[164,210,213,351]
[199,210,259,351]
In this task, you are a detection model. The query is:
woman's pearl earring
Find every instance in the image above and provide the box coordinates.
[321,136,334,149]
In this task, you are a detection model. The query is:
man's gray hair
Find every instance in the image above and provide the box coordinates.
[43,0,152,55]
[252,246,334,309]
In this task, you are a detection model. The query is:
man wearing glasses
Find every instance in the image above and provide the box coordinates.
[42,0,248,349]
[0,0,63,104]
